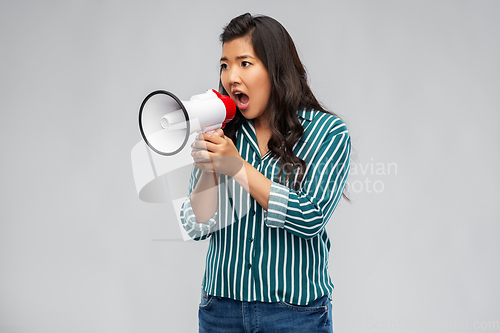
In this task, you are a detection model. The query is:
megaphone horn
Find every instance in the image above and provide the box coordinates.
[139,89,236,156]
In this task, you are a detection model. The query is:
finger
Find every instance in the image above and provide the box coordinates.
[198,132,226,144]
[193,161,214,172]
[191,149,211,162]
[191,137,209,150]
[192,141,219,153]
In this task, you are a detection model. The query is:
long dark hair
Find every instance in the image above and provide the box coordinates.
[219,13,342,193]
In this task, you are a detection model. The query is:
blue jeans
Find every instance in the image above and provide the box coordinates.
[199,289,333,332]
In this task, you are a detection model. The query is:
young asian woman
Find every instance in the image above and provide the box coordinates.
[180,13,351,333]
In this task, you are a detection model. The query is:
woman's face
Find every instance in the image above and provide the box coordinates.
[220,37,271,122]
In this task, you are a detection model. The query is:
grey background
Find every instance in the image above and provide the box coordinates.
[1,0,499,332]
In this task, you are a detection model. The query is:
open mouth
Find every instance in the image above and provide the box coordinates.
[234,91,249,108]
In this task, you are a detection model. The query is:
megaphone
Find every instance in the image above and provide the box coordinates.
[138,89,237,156]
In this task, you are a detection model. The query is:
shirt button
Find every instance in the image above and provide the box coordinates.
[250,210,255,216]
[248,237,253,242]
[247,263,252,269]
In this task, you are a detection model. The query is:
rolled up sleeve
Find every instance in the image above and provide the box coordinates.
[180,198,217,241]
[265,181,290,229]
[179,167,218,241]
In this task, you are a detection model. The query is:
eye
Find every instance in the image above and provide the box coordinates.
[241,61,251,67]
[220,63,228,70]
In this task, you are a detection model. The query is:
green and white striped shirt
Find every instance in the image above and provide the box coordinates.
[181,109,351,305]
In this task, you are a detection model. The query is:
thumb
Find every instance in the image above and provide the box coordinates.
[213,128,225,138]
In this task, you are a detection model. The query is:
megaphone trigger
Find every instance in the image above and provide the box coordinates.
[202,124,224,133]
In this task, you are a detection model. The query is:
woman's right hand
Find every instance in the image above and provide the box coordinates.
[191,129,245,177]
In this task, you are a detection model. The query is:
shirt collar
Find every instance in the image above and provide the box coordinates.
[238,109,315,158]
[297,109,315,132]
[297,109,314,123]
[240,119,261,158]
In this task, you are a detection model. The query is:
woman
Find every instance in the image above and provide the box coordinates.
[181,13,350,332]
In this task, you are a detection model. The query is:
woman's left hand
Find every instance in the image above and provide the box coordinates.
[191,129,245,176]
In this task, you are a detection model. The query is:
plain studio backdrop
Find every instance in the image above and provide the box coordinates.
[1,1,499,332]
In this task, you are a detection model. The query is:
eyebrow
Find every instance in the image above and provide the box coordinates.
[220,55,256,62]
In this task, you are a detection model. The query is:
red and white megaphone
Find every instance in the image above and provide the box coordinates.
[139,89,236,156]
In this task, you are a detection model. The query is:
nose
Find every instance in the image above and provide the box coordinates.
[228,67,241,86]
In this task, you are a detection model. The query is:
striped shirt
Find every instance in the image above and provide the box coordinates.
[180,109,351,305]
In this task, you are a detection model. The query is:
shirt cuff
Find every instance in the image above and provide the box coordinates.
[264,181,289,229]
[180,198,217,239]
